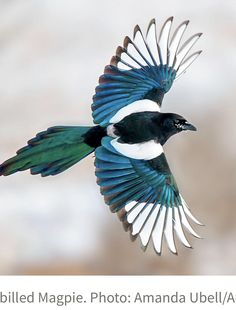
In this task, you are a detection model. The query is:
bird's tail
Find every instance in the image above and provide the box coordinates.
[0,126,96,177]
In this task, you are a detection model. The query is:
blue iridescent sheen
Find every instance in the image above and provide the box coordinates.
[95,137,181,212]
[92,65,176,126]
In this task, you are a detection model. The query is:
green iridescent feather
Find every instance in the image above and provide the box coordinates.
[0,126,94,177]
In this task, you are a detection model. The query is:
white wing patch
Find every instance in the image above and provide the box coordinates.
[124,198,202,255]
[176,51,202,78]
[133,26,155,66]
[158,17,173,65]
[164,207,176,253]
[168,21,189,66]
[111,138,163,160]
[151,206,166,254]
[116,17,202,79]
[139,205,161,246]
[146,19,160,65]
[173,33,202,70]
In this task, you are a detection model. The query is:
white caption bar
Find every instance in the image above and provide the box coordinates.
[0,276,236,309]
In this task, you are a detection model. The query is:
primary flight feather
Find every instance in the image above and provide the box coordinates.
[0,17,203,255]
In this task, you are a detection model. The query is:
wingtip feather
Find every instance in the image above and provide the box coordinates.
[146,18,156,38]
[133,24,141,39]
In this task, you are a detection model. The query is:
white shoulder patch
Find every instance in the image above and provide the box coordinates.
[109,99,160,124]
[106,124,118,138]
[111,138,163,160]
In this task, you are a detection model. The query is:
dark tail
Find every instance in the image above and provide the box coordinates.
[0,125,105,177]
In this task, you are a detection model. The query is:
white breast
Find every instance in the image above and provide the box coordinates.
[110,138,163,160]
[110,99,160,123]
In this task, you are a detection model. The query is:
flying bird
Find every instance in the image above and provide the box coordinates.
[0,17,203,255]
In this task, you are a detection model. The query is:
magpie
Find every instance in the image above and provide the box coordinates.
[0,17,203,255]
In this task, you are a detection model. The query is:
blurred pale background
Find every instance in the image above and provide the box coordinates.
[0,0,235,275]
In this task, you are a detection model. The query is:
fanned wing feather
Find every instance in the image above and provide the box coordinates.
[176,50,202,78]
[95,137,202,255]
[173,33,202,70]
[146,19,160,65]
[92,17,202,126]
[158,17,173,65]
[133,25,155,66]
[168,20,189,66]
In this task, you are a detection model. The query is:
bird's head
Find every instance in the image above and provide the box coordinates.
[168,113,197,132]
[152,112,197,145]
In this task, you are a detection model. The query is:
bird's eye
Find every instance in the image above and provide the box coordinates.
[174,120,185,129]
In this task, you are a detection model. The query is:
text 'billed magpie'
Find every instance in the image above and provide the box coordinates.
[0,17,203,255]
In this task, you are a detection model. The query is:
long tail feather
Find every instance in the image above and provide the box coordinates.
[0,126,94,177]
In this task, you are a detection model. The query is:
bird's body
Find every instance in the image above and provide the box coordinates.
[107,110,196,145]
[0,17,203,255]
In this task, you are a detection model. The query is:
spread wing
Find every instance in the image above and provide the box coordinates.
[92,17,202,126]
[95,137,202,255]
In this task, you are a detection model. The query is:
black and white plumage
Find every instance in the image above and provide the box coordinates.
[93,17,203,255]
[96,137,203,254]
[92,17,202,126]
[0,17,203,256]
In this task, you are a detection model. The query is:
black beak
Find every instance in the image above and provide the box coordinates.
[183,122,197,131]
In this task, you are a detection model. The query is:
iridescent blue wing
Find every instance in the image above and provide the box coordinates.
[92,18,202,126]
[95,137,202,255]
